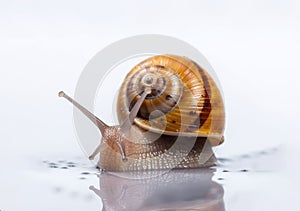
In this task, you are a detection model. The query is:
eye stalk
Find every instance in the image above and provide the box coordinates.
[58,88,151,162]
[58,91,108,135]
[142,73,157,87]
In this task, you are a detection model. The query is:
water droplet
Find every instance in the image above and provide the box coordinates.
[81,172,90,175]
[49,162,57,166]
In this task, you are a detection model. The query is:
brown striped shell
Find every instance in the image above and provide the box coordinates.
[117,55,225,146]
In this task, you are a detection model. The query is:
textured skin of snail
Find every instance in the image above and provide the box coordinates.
[97,55,225,171]
[98,126,216,171]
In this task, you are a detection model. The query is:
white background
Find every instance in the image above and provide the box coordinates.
[0,0,300,210]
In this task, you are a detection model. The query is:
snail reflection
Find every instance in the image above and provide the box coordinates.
[89,169,225,211]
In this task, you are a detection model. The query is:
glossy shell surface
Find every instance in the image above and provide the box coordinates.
[117,55,225,146]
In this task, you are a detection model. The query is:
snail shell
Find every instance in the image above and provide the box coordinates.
[117,55,225,146]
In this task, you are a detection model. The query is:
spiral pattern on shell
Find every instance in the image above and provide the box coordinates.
[117,55,225,146]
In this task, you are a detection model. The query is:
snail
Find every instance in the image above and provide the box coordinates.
[59,54,225,171]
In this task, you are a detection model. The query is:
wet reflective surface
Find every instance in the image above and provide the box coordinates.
[90,169,224,211]
[1,146,298,211]
[30,147,285,211]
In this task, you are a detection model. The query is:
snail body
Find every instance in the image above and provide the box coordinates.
[59,54,225,171]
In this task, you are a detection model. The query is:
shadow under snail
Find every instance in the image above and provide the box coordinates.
[59,55,225,171]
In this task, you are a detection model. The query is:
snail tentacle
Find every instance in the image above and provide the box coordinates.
[58,91,108,135]
[116,141,127,161]
[89,138,104,160]
[120,88,151,133]
[117,88,151,161]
